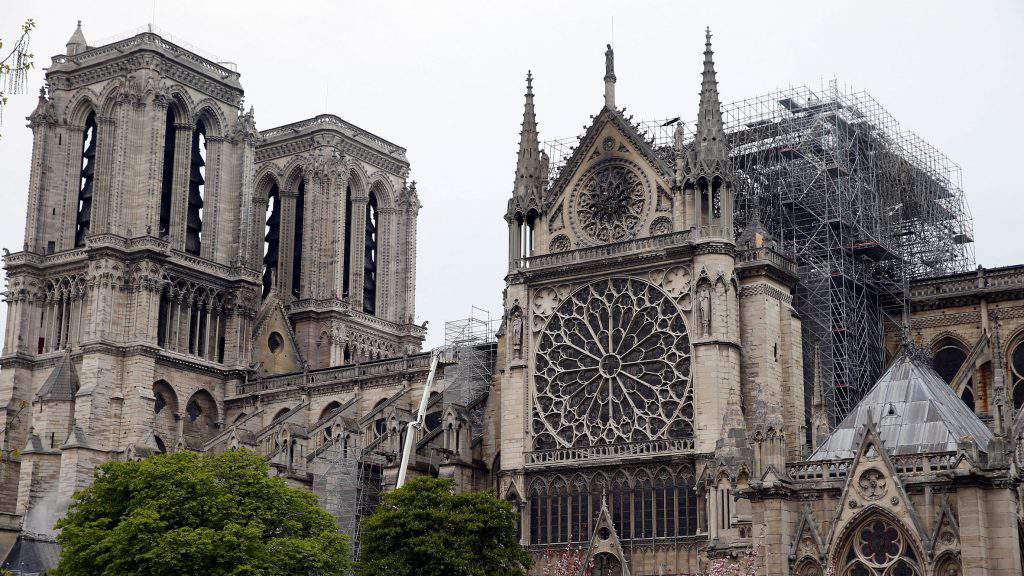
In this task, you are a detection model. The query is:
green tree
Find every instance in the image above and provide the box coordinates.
[54,449,349,576]
[357,477,530,576]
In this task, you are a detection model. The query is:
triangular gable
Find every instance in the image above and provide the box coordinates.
[790,505,826,563]
[826,413,930,554]
[930,496,960,555]
[576,496,631,576]
[251,290,305,376]
[547,106,671,211]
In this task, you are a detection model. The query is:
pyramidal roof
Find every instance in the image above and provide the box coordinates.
[34,354,80,402]
[809,351,993,461]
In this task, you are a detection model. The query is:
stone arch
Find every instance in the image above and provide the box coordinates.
[182,388,219,447]
[830,507,926,576]
[193,99,228,137]
[165,88,196,125]
[319,401,342,423]
[62,90,99,127]
[367,173,395,209]
[152,380,179,447]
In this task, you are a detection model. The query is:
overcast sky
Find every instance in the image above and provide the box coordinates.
[1,0,1022,348]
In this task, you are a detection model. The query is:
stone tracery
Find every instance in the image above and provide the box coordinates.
[533,277,693,449]
[572,159,648,243]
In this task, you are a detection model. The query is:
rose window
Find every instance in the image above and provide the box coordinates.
[573,160,648,243]
[840,517,922,576]
[532,278,693,449]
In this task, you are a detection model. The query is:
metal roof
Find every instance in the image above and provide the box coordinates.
[809,352,993,460]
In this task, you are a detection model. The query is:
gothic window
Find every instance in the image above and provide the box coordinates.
[932,338,974,410]
[526,468,697,546]
[838,516,922,576]
[291,178,306,298]
[262,182,281,297]
[1011,340,1024,411]
[74,112,97,248]
[185,120,207,255]
[572,159,648,243]
[363,191,379,315]
[159,107,177,237]
[183,389,218,445]
[343,183,352,298]
[532,278,693,450]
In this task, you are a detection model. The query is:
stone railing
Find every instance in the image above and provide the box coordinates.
[524,438,695,466]
[787,451,959,481]
[52,29,239,80]
[514,230,693,271]
[259,114,407,158]
[735,245,799,275]
[909,264,1024,300]
[235,352,432,395]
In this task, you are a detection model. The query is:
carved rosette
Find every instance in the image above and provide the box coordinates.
[570,159,649,244]
[532,277,693,449]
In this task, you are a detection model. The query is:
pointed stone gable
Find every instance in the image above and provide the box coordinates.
[548,106,671,208]
[577,497,631,576]
[251,290,305,376]
[825,415,930,556]
[810,351,993,461]
[790,505,826,565]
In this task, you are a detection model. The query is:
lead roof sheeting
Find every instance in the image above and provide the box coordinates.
[809,354,993,461]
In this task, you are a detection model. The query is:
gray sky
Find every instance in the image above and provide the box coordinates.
[1,0,1022,348]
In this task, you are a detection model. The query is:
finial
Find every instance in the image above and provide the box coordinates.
[603,44,616,109]
[705,26,711,44]
[77,20,82,29]
[526,70,533,95]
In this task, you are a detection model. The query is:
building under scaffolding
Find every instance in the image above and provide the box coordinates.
[544,81,974,428]
[310,308,498,567]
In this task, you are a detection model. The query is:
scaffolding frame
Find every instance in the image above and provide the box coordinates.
[718,82,974,425]
[542,81,974,427]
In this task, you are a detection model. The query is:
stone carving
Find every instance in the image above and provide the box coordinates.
[697,284,712,337]
[548,234,571,253]
[509,306,524,358]
[572,159,647,244]
[857,468,887,500]
[533,278,693,449]
[650,215,672,236]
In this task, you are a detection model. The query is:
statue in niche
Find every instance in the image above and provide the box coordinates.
[510,308,524,358]
[697,285,712,337]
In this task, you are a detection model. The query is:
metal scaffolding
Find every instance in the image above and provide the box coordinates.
[442,306,497,409]
[718,82,973,425]
[544,81,974,428]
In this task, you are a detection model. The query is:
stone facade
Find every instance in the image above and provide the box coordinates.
[1,22,1022,576]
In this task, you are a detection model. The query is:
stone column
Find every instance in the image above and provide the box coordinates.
[349,195,368,312]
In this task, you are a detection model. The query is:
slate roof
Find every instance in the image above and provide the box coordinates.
[809,352,993,461]
[34,354,79,402]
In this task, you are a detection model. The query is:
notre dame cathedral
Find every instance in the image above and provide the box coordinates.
[1,21,1022,576]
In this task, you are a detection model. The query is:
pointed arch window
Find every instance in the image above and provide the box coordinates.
[291,178,305,298]
[1010,340,1024,411]
[262,182,281,297]
[343,183,353,298]
[159,107,177,237]
[74,112,97,247]
[932,338,974,411]
[363,191,379,315]
[185,120,207,255]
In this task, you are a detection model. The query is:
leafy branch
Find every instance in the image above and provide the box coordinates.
[0,18,37,133]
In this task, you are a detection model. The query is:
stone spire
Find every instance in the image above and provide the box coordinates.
[513,71,541,199]
[694,27,727,161]
[66,20,88,56]
[603,44,616,109]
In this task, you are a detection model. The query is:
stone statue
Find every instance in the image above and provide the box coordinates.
[510,309,523,357]
[697,285,711,337]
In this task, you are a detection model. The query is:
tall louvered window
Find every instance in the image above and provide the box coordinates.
[343,183,352,298]
[74,112,97,247]
[262,183,281,297]
[363,191,378,315]
[185,120,206,255]
[158,108,177,237]
[291,178,305,298]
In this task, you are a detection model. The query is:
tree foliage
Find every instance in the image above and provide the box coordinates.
[0,18,35,134]
[54,449,349,576]
[357,477,531,576]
